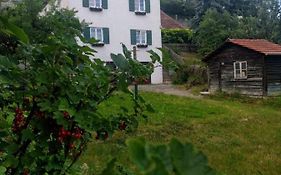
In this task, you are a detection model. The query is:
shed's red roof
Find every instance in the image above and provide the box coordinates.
[228,39,281,55]
[204,39,281,61]
[161,11,185,29]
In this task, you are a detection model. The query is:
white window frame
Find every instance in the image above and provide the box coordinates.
[234,61,247,79]
[135,0,146,12]
[136,30,147,45]
[89,0,102,8]
[90,27,104,43]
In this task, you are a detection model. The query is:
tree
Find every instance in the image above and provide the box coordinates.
[195,9,239,56]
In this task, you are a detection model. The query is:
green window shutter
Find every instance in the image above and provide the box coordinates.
[82,0,89,7]
[103,28,110,44]
[83,27,91,41]
[147,30,152,45]
[130,29,137,45]
[102,0,108,9]
[145,0,150,13]
[129,0,135,11]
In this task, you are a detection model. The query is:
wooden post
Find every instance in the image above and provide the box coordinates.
[133,46,138,100]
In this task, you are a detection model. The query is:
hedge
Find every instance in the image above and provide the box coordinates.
[162,29,193,44]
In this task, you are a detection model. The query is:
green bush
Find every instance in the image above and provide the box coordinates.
[162,29,193,44]
[172,63,207,86]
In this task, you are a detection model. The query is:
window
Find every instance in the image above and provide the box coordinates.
[234,61,247,79]
[136,30,147,45]
[90,28,104,43]
[89,0,102,8]
[135,0,145,12]
[130,29,152,46]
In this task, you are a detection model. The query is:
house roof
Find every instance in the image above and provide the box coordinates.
[204,39,281,60]
[161,10,185,29]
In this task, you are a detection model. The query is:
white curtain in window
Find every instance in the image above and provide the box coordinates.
[135,0,145,11]
[90,28,103,43]
[136,30,146,45]
[89,0,102,8]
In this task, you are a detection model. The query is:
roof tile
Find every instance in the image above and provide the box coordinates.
[228,39,281,55]
[161,11,185,29]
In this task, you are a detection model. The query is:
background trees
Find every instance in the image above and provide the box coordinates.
[161,0,281,55]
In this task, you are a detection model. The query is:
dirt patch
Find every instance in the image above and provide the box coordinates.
[136,84,202,99]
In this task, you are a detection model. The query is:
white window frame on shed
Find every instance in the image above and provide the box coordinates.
[234,61,247,79]
[136,30,147,45]
[135,0,146,12]
[90,27,104,43]
[89,0,102,8]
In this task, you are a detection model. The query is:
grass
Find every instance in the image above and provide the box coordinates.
[78,92,281,175]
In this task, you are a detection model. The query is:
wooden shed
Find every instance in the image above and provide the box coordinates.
[204,39,281,96]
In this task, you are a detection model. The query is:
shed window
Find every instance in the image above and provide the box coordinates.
[234,61,247,79]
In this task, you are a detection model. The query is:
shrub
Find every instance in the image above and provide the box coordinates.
[0,7,154,174]
[172,62,207,86]
[162,29,193,44]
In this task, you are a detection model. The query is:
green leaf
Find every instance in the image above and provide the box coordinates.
[126,138,149,171]
[0,166,6,174]
[0,118,10,129]
[58,98,69,111]
[64,56,74,65]
[0,17,30,44]
[145,104,155,113]
[145,157,169,175]
[2,155,19,168]
[100,158,117,175]
[5,144,19,154]
[0,56,15,68]
[111,54,130,71]
[36,71,49,84]
[22,128,34,141]
[147,50,161,63]
[169,139,216,175]
[122,44,132,59]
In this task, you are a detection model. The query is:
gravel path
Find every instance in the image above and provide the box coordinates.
[136,84,202,99]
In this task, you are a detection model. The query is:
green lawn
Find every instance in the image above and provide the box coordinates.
[78,92,281,175]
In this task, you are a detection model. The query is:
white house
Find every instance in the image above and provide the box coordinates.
[60,0,163,84]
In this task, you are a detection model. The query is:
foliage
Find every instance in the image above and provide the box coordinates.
[162,0,281,56]
[160,0,197,20]
[161,29,193,44]
[172,63,207,86]
[127,138,216,175]
[195,9,239,56]
[0,2,154,174]
[75,137,216,175]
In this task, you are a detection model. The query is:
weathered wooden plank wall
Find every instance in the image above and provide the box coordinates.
[206,44,264,96]
[266,56,281,96]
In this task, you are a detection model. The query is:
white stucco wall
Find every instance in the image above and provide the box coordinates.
[60,0,163,84]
